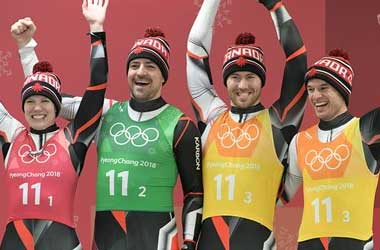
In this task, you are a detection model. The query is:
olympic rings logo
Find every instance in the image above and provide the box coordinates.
[217,123,260,149]
[109,122,160,147]
[18,143,57,164]
[304,144,350,172]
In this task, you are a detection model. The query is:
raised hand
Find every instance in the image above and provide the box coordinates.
[82,0,109,32]
[257,0,281,10]
[10,17,36,48]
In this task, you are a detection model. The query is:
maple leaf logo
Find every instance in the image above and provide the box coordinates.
[32,83,44,92]
[134,46,144,54]
[308,68,317,77]
[236,56,247,67]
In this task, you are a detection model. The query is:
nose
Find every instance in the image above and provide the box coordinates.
[237,78,249,89]
[136,65,147,76]
[309,89,322,100]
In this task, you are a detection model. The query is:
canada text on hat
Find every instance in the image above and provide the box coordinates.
[131,38,169,61]
[312,56,353,86]
[23,72,61,92]
[223,46,264,65]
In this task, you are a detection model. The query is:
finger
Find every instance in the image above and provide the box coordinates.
[98,0,103,7]
[103,0,109,9]
[82,0,87,10]
[95,0,100,6]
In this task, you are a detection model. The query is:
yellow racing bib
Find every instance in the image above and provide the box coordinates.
[297,118,378,241]
[203,110,283,230]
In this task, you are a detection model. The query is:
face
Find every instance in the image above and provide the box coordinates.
[127,58,164,102]
[306,78,348,121]
[24,95,56,130]
[226,71,262,109]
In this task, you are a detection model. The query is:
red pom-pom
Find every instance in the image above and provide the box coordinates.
[33,61,53,74]
[235,32,255,45]
[328,49,350,60]
[144,27,165,38]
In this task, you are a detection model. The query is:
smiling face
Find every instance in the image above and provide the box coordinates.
[127,58,164,102]
[226,71,262,109]
[24,95,56,130]
[306,78,348,121]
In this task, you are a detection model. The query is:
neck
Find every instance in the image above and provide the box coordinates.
[318,111,353,130]
[231,103,265,114]
[30,123,59,134]
[130,97,166,112]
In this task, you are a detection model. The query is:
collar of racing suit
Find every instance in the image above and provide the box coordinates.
[30,123,59,135]
[231,103,265,115]
[318,111,354,131]
[130,97,166,112]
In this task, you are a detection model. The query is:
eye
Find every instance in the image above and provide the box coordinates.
[146,64,157,69]
[129,63,139,69]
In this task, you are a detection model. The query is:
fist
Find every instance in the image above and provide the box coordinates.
[10,17,36,48]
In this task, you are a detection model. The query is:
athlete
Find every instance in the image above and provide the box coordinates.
[285,49,380,250]
[0,1,109,249]
[18,16,203,250]
[186,0,307,249]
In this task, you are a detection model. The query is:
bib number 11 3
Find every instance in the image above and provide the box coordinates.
[214,174,252,204]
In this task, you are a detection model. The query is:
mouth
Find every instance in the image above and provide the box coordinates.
[134,79,150,86]
[314,102,328,108]
[236,90,252,97]
[31,114,47,120]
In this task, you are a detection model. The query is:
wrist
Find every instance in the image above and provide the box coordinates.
[89,23,104,32]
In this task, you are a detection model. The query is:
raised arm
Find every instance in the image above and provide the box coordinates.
[67,0,109,147]
[261,0,307,134]
[11,17,38,77]
[186,0,227,132]
[173,117,203,250]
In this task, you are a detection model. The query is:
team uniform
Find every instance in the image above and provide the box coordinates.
[285,49,380,250]
[286,111,380,250]
[0,32,108,250]
[92,99,203,250]
[186,0,307,249]
[19,32,203,250]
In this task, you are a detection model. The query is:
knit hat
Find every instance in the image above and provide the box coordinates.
[305,49,354,105]
[21,61,62,115]
[222,32,266,87]
[127,28,170,84]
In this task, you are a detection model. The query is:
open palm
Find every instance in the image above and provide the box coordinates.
[82,0,109,27]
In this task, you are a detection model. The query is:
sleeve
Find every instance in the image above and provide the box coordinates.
[59,94,117,121]
[173,116,203,249]
[0,101,24,156]
[186,0,227,132]
[19,38,38,77]
[281,134,303,205]
[360,107,380,162]
[67,32,108,148]
[267,3,308,139]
